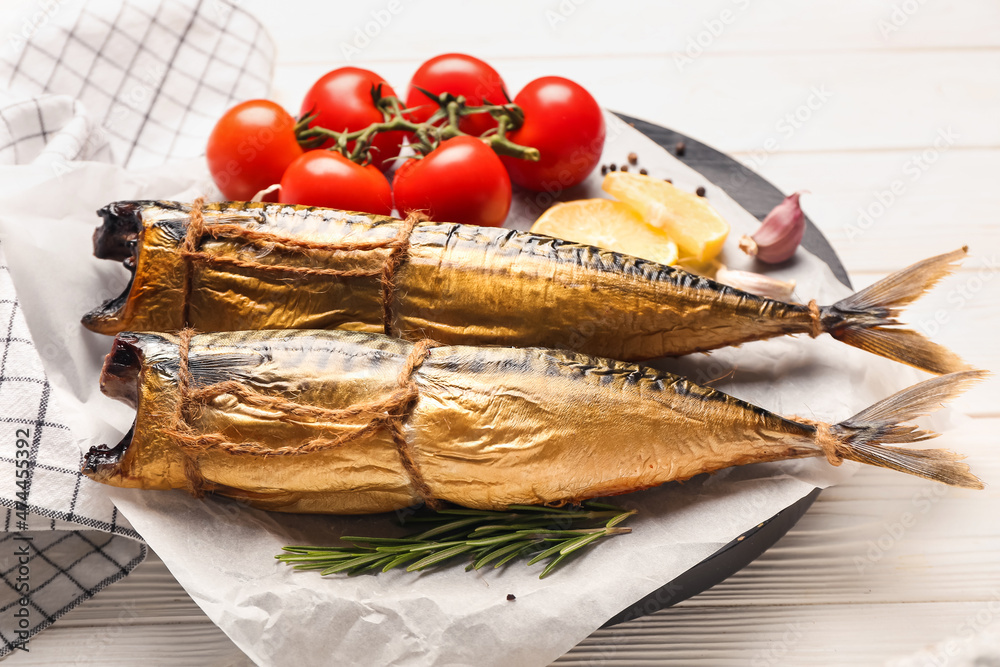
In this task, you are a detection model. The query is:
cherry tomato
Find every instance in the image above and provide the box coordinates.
[206,100,303,201]
[300,67,404,171]
[393,136,511,227]
[405,53,508,137]
[280,150,392,215]
[501,77,605,192]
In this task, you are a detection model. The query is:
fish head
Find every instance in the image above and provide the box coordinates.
[83,332,194,490]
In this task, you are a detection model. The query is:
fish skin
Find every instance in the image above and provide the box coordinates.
[83,201,815,362]
[85,329,981,516]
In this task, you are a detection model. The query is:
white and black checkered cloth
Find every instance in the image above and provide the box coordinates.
[1,0,274,168]
[0,255,145,653]
[0,0,274,655]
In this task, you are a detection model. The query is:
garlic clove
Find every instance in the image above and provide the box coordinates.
[715,266,796,301]
[739,191,806,264]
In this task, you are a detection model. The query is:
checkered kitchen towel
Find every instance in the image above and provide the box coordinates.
[0,0,274,654]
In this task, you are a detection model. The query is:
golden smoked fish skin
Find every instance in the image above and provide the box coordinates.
[82,201,970,374]
[84,330,983,514]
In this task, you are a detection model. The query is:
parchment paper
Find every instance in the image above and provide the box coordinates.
[0,113,928,666]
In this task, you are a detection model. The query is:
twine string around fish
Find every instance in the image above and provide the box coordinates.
[807,299,823,338]
[168,328,441,507]
[180,198,428,336]
[796,417,844,466]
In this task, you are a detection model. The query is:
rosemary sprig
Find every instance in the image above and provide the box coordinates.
[277,501,636,579]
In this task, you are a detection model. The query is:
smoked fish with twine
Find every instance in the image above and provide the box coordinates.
[82,200,970,375]
[83,329,985,514]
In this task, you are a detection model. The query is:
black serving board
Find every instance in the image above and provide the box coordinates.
[602,113,851,626]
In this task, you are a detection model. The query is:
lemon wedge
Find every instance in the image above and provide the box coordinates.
[602,172,729,262]
[530,199,679,265]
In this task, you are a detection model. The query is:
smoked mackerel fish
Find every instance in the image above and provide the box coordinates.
[83,200,970,374]
[83,329,984,514]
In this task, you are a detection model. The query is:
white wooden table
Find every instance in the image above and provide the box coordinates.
[11,1,998,664]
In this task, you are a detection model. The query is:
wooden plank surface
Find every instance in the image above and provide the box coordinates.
[9,0,999,665]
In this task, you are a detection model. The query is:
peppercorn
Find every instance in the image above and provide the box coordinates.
[627,152,638,165]
[696,186,706,197]
[675,141,686,157]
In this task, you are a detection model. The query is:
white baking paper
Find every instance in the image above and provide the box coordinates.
[0,113,928,666]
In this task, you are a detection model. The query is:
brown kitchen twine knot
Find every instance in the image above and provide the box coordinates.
[168,330,441,507]
[797,417,843,466]
[806,299,823,338]
[180,199,428,336]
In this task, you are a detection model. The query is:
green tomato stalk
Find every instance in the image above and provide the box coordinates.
[295,84,540,166]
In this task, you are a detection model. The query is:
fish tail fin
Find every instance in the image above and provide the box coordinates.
[821,370,988,488]
[821,247,971,375]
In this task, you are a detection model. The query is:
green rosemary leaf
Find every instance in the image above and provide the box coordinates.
[558,531,607,556]
[525,540,570,567]
[278,552,357,563]
[338,536,431,545]
[505,504,581,514]
[407,543,478,571]
[321,553,389,575]
[474,540,534,570]
[465,533,528,548]
[493,543,534,569]
[540,552,572,579]
[606,509,639,529]
[410,516,492,541]
[383,552,423,572]
[583,501,627,512]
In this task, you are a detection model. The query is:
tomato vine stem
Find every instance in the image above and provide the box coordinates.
[295,86,540,166]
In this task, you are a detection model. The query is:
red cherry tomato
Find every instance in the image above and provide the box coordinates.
[405,53,508,137]
[280,150,392,215]
[501,77,605,192]
[393,136,511,227]
[206,100,303,201]
[300,67,404,171]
